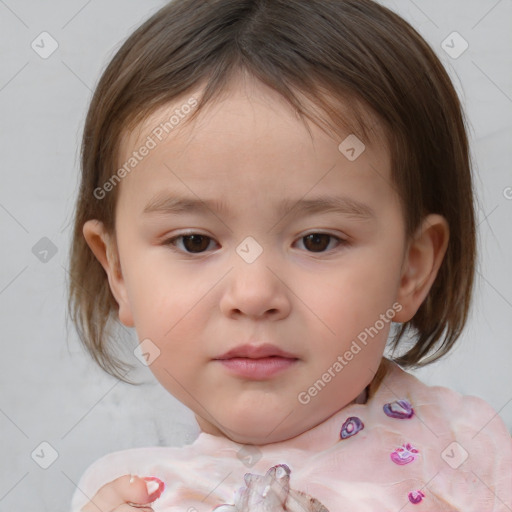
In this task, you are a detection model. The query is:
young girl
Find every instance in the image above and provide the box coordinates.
[67,0,512,510]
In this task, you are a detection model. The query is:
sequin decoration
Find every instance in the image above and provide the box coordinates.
[383,399,414,419]
[390,443,419,465]
[340,416,364,439]
[408,490,425,504]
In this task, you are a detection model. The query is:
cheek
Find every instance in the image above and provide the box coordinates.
[122,247,201,327]
[124,268,186,346]
[299,254,401,331]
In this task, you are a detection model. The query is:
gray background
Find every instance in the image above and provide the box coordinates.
[0,0,511,511]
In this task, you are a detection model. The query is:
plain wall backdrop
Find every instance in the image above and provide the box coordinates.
[0,0,511,510]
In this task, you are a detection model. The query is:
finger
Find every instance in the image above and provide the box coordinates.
[81,474,164,512]
[130,476,166,504]
[81,475,134,512]
[115,506,153,512]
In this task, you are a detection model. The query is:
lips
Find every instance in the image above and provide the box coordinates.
[214,343,298,360]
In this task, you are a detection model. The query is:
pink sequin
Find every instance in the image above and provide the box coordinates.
[390,442,419,465]
[408,490,425,504]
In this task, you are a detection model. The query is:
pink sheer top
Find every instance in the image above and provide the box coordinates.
[70,359,512,511]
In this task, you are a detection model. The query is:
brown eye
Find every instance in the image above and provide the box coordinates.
[165,234,215,254]
[299,233,345,253]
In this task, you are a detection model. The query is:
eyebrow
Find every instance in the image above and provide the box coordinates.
[142,193,375,220]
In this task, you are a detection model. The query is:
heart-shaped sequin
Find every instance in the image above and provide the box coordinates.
[383,399,414,419]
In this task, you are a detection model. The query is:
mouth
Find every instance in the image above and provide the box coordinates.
[215,343,299,380]
[215,356,298,379]
[214,343,298,360]
[213,343,299,379]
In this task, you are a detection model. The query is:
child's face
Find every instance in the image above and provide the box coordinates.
[95,76,414,445]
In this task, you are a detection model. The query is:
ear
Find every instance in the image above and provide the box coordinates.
[82,220,135,327]
[394,214,449,323]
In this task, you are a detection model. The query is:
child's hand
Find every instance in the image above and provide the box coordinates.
[80,474,165,512]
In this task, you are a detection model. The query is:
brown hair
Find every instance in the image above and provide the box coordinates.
[67,0,477,385]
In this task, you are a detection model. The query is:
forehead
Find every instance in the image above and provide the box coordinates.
[119,73,388,162]
[115,76,393,213]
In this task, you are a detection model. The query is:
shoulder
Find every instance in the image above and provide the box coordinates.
[382,360,512,508]
[387,360,511,438]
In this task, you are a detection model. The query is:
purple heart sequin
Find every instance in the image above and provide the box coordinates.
[383,399,414,419]
[340,416,364,439]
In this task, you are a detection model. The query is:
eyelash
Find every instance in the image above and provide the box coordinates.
[162,232,349,255]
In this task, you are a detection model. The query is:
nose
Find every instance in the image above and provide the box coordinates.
[219,254,291,321]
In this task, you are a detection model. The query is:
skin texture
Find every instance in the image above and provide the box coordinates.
[83,72,449,446]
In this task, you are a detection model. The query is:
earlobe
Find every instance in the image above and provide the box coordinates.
[394,214,449,323]
[82,220,135,327]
